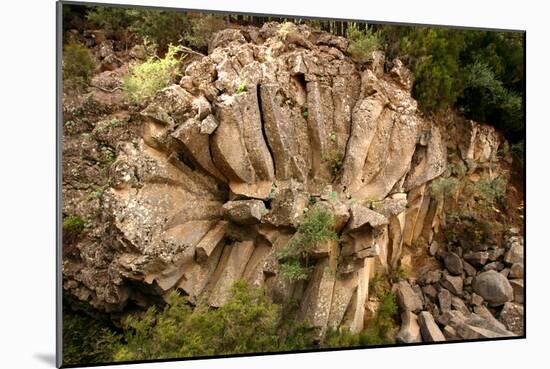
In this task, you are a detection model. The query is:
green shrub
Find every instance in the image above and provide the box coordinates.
[86,6,137,35]
[459,62,523,136]
[183,14,226,51]
[130,10,190,52]
[277,207,339,281]
[464,174,508,207]
[122,44,183,104]
[327,152,344,181]
[278,22,294,40]
[279,259,311,281]
[346,24,382,63]
[112,281,280,360]
[63,308,120,365]
[430,176,459,201]
[63,38,97,88]
[323,291,397,348]
[360,291,398,345]
[63,214,85,238]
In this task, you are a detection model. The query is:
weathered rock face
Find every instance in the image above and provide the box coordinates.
[62,22,521,342]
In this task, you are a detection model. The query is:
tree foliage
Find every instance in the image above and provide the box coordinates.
[379,26,524,141]
[113,281,281,360]
[62,37,97,89]
[63,308,120,366]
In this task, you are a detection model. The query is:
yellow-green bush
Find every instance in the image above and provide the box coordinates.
[122,44,183,104]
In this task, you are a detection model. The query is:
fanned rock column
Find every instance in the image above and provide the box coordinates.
[63,22,519,342]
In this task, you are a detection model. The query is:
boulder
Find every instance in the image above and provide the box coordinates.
[443,252,463,275]
[499,302,524,336]
[396,311,422,343]
[463,251,489,267]
[418,311,446,342]
[345,203,389,231]
[509,279,524,303]
[509,263,524,279]
[472,270,513,306]
[438,289,452,312]
[222,200,266,225]
[429,241,440,256]
[441,274,463,296]
[504,242,524,265]
[395,280,424,313]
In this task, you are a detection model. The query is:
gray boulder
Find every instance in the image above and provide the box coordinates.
[396,311,422,343]
[438,289,452,312]
[443,252,463,275]
[441,274,463,296]
[418,311,446,342]
[472,270,513,306]
[395,280,424,313]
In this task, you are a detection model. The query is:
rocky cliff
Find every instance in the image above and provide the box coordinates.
[62,22,524,343]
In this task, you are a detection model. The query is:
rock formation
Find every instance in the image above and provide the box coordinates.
[62,22,524,341]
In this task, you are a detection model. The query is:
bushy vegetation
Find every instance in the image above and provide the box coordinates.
[327,151,344,181]
[380,26,524,141]
[276,208,339,281]
[122,44,183,104]
[62,38,96,89]
[62,214,85,241]
[346,24,382,63]
[183,14,226,51]
[63,307,119,365]
[85,6,225,52]
[324,275,397,348]
[112,281,281,360]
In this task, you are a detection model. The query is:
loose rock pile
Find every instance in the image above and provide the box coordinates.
[395,231,524,342]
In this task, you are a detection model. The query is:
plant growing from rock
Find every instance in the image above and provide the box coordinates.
[235,81,248,94]
[122,44,183,104]
[327,151,344,181]
[276,207,339,281]
[346,24,382,63]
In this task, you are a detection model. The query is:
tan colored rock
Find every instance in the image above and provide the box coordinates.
[396,311,422,343]
[209,240,256,307]
[222,199,266,225]
[177,241,226,302]
[300,258,337,337]
[195,221,228,262]
[171,117,226,181]
[345,203,389,232]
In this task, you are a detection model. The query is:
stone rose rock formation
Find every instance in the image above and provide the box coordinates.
[63,22,518,339]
